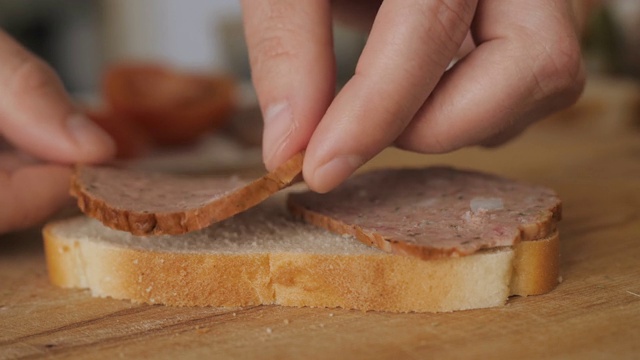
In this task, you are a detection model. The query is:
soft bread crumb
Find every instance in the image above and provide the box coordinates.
[48,199,382,256]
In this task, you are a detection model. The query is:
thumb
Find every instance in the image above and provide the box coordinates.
[0,31,115,164]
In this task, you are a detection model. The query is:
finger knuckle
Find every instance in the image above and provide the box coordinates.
[403,131,460,154]
[247,2,301,75]
[426,0,474,44]
[250,30,299,73]
[431,0,475,28]
[530,36,585,106]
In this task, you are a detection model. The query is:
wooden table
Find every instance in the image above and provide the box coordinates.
[1,119,639,359]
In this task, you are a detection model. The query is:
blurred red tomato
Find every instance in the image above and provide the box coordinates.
[85,109,152,159]
[102,63,236,146]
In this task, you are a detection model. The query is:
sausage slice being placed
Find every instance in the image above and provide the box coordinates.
[71,152,303,236]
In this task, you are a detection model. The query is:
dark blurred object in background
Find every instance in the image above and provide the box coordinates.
[1,1,638,96]
[583,1,640,80]
[0,0,103,94]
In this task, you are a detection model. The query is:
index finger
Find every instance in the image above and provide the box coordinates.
[303,0,477,192]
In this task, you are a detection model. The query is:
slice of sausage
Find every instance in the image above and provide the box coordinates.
[71,152,303,236]
[287,167,561,259]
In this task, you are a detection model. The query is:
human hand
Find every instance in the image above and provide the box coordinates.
[241,0,585,192]
[0,31,115,234]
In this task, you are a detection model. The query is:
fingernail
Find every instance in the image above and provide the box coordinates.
[263,101,294,169]
[312,155,365,193]
[67,113,116,156]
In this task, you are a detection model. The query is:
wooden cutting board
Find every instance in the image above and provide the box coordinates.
[1,120,639,359]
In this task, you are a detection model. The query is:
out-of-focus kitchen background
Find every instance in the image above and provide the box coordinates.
[0,0,367,171]
[0,0,366,95]
[0,0,638,144]
[3,0,639,91]
[1,0,249,94]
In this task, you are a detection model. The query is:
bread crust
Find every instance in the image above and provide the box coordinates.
[510,235,561,296]
[43,217,559,313]
[70,152,303,236]
[44,227,274,306]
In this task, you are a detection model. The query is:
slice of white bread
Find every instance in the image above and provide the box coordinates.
[44,196,559,313]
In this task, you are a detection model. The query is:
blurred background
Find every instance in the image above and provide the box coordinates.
[3,1,638,92]
[0,0,638,148]
[0,0,367,95]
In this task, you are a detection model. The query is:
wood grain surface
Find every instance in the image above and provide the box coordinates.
[1,104,639,359]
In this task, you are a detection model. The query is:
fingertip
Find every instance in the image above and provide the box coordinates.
[261,100,315,172]
[66,113,117,163]
[303,154,364,193]
[264,145,304,173]
[0,45,116,163]
[262,101,295,171]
